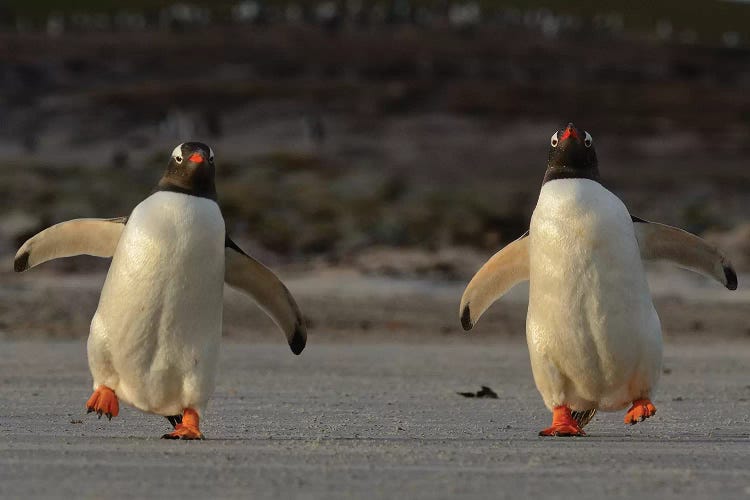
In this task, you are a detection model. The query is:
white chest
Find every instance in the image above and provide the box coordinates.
[96,191,226,341]
[529,179,643,294]
[526,180,661,405]
[90,192,227,413]
[117,192,225,280]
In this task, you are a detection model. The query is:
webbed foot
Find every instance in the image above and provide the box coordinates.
[162,408,204,440]
[539,406,586,437]
[86,385,119,421]
[624,399,656,425]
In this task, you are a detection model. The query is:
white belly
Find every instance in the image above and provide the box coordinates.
[526,179,662,411]
[88,192,226,415]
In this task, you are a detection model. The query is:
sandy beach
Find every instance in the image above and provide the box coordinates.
[1,340,749,499]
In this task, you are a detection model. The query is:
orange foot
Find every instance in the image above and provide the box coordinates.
[86,385,119,420]
[624,398,657,425]
[162,408,204,440]
[539,406,586,437]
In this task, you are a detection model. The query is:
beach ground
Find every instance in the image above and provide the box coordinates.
[1,340,749,499]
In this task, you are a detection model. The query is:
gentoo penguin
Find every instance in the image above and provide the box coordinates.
[14,142,307,440]
[460,123,737,436]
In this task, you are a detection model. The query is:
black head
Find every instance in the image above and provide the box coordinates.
[543,123,599,185]
[157,142,218,200]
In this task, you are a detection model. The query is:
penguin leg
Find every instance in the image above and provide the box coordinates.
[86,385,119,421]
[624,398,657,425]
[166,415,183,429]
[161,408,204,440]
[539,406,586,437]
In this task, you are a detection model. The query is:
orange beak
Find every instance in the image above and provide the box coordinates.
[188,153,204,163]
[560,124,579,141]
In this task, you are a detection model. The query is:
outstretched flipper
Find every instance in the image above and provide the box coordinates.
[224,236,307,354]
[632,217,737,290]
[459,232,530,331]
[14,217,128,272]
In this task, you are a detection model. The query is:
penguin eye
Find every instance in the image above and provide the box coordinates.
[550,132,559,148]
[171,144,184,162]
[208,155,214,164]
[584,132,593,148]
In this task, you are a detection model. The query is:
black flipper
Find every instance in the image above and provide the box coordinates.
[224,235,308,355]
[632,215,737,290]
[14,217,128,272]
[459,231,530,331]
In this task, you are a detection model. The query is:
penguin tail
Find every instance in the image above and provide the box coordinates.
[166,415,183,429]
[571,409,597,428]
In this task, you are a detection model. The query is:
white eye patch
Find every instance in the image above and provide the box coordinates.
[171,144,183,158]
[584,131,593,148]
[550,132,559,147]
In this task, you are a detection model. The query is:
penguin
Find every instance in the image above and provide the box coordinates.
[14,142,307,440]
[459,123,737,437]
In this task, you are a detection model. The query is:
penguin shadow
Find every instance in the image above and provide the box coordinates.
[74,422,748,443]
[187,433,745,444]
[560,433,750,443]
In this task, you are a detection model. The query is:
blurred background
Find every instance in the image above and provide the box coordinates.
[1,1,749,342]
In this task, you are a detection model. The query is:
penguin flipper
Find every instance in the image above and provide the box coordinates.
[459,232,530,331]
[224,236,307,355]
[632,217,737,290]
[14,217,128,272]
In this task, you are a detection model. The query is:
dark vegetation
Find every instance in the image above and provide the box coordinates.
[1,2,749,268]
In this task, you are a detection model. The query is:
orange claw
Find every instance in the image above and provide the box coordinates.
[162,408,204,440]
[86,385,119,420]
[624,398,657,425]
[539,406,586,437]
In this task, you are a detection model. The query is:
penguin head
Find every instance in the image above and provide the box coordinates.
[543,123,599,184]
[158,142,218,200]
